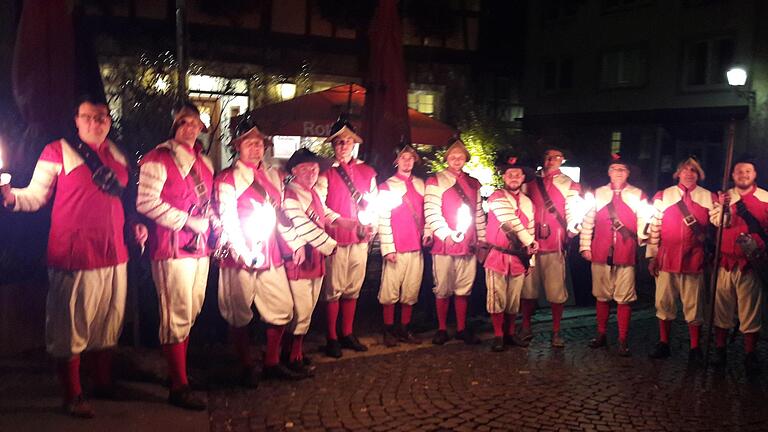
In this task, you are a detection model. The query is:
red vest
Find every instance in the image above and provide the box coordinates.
[140,141,214,260]
[718,186,768,271]
[523,170,580,252]
[317,159,377,246]
[484,189,534,276]
[425,169,486,256]
[38,139,129,270]
[283,182,331,280]
[582,184,645,266]
[378,173,425,255]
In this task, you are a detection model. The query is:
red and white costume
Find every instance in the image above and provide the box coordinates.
[378,173,428,327]
[137,139,213,390]
[484,188,534,338]
[579,183,647,341]
[214,159,301,369]
[520,170,580,334]
[424,169,486,332]
[315,158,377,340]
[11,138,129,400]
[709,185,767,353]
[646,183,715,348]
[282,179,339,361]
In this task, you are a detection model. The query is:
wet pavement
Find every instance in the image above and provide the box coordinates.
[208,309,768,432]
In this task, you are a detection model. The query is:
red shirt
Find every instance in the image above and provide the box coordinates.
[316,158,377,246]
[580,184,646,266]
[424,169,487,256]
[523,170,581,253]
[717,185,768,271]
[646,184,716,274]
[13,139,129,270]
[484,189,534,276]
[378,173,425,255]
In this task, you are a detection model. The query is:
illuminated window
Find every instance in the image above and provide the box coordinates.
[611,131,622,154]
[408,92,436,115]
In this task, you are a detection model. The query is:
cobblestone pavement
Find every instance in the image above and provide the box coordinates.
[209,312,768,432]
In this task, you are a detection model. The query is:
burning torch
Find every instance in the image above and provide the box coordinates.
[241,199,277,268]
[0,147,10,188]
[568,192,595,233]
[356,191,403,237]
[451,204,472,243]
[638,199,656,238]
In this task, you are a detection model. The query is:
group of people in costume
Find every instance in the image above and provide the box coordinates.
[1,96,765,420]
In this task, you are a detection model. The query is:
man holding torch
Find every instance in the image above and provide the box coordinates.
[646,157,716,363]
[484,154,537,352]
[709,156,767,373]
[521,147,581,348]
[136,102,213,410]
[315,119,377,358]
[215,122,308,383]
[579,154,648,356]
[377,144,430,347]
[1,96,145,418]
[425,139,488,346]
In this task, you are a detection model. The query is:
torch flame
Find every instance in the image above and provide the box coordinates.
[0,147,3,171]
[638,200,655,221]
[242,199,277,267]
[357,191,403,226]
[451,204,472,242]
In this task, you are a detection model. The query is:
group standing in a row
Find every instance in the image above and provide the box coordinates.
[2,97,766,419]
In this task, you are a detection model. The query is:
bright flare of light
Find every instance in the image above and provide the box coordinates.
[0,148,8,186]
[358,191,403,226]
[570,192,595,231]
[451,204,472,242]
[638,200,655,221]
[242,199,277,267]
[727,67,748,86]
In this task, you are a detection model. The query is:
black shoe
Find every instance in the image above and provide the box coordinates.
[491,336,506,352]
[649,342,671,359]
[286,360,315,378]
[745,352,761,375]
[395,325,422,344]
[325,339,343,358]
[383,326,399,347]
[240,366,259,389]
[617,340,631,357]
[168,386,207,411]
[518,327,533,342]
[63,394,95,419]
[688,347,703,366]
[340,334,368,352]
[504,334,530,348]
[302,355,312,366]
[261,364,308,381]
[588,333,607,349]
[456,330,481,345]
[711,347,727,368]
[432,330,450,345]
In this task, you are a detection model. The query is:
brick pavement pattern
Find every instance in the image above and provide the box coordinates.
[209,316,768,432]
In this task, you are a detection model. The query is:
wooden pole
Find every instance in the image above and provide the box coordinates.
[175,0,187,102]
[703,118,736,369]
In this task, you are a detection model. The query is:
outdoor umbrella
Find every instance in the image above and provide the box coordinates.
[241,84,457,147]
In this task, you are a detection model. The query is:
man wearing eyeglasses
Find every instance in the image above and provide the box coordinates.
[579,155,647,356]
[1,96,146,418]
[520,147,581,348]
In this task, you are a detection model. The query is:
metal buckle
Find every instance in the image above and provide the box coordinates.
[683,214,697,227]
[194,183,208,196]
[611,219,625,232]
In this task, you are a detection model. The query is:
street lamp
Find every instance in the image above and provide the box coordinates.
[276,81,297,101]
[726,66,755,103]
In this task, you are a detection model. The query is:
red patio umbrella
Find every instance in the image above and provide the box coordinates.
[242,84,457,147]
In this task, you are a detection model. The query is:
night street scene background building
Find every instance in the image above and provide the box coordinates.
[2,0,768,431]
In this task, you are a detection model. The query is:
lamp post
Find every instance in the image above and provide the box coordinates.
[704,66,751,368]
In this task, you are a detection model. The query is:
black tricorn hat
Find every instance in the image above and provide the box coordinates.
[325,117,363,143]
[495,151,534,179]
[286,148,331,173]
